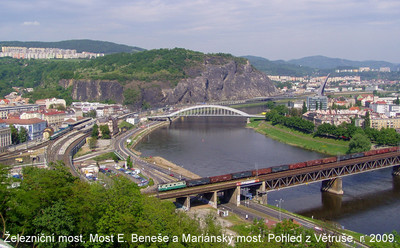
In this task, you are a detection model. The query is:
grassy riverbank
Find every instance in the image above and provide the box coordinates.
[248,120,349,155]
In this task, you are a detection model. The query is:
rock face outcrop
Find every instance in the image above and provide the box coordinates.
[60,57,276,108]
[60,79,124,103]
[162,59,276,104]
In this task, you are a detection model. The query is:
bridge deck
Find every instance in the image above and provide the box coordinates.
[157,151,400,199]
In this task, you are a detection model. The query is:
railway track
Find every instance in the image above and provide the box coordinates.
[157,151,400,199]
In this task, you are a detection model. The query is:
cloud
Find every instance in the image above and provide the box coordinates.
[22,21,40,26]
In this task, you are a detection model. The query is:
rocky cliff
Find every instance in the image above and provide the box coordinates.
[59,56,276,108]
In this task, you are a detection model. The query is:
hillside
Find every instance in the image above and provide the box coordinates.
[0,39,145,54]
[0,48,276,109]
[243,55,316,76]
[287,55,399,70]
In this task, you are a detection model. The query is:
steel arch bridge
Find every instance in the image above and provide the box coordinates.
[149,105,264,119]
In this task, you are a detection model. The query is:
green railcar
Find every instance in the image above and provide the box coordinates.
[158,181,187,191]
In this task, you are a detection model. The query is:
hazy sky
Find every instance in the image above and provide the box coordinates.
[1,0,399,63]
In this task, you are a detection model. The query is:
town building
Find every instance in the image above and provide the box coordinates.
[3,118,47,140]
[35,98,66,109]
[0,120,12,149]
[370,116,400,130]
[307,96,328,111]
[303,109,366,127]
[0,104,40,119]
[42,110,66,127]
[1,46,104,59]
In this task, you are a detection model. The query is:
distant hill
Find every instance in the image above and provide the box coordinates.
[242,55,316,76]
[0,39,145,54]
[287,55,398,70]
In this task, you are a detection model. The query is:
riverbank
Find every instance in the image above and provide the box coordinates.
[129,120,201,180]
[144,156,201,179]
[247,120,349,155]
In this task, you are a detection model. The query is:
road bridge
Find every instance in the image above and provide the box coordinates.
[157,151,400,210]
[148,104,264,123]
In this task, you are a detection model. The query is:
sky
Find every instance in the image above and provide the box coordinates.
[1,0,399,63]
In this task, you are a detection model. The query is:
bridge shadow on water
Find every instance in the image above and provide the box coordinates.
[298,176,400,221]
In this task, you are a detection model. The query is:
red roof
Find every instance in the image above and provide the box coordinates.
[3,118,46,125]
[349,107,360,111]
[64,118,76,123]
[0,99,10,104]
[376,101,386,104]
[42,110,66,116]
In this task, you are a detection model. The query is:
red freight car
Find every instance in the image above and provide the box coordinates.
[289,162,307,170]
[388,147,398,152]
[210,174,232,183]
[252,167,272,177]
[322,157,337,164]
[364,150,377,156]
[306,159,323,167]
[376,148,389,154]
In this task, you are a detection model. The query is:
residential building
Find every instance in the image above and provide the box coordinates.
[0,104,39,119]
[97,117,118,137]
[42,110,66,127]
[36,98,66,109]
[370,116,400,130]
[3,118,47,140]
[303,109,366,127]
[0,99,10,105]
[1,46,104,59]
[307,96,328,111]
[370,102,389,114]
[0,120,11,148]
[20,111,43,120]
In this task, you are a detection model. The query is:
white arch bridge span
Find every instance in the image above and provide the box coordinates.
[148,105,264,122]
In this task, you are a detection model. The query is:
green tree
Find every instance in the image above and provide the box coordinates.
[126,156,133,168]
[88,137,97,149]
[364,111,371,129]
[395,96,400,105]
[375,128,400,146]
[32,201,75,248]
[91,124,99,138]
[112,153,120,162]
[10,125,19,144]
[302,101,307,114]
[0,164,10,238]
[347,133,372,154]
[18,127,29,143]
[123,88,141,106]
[100,125,111,139]
[84,110,97,118]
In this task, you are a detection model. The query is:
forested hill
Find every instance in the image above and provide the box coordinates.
[0,48,276,108]
[0,39,145,54]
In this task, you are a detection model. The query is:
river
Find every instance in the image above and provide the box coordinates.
[136,105,400,235]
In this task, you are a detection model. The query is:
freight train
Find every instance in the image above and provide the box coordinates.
[157,147,399,192]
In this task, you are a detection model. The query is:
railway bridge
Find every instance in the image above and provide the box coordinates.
[157,151,400,210]
[148,104,264,123]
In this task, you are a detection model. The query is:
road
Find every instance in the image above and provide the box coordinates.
[113,122,179,192]
[221,201,369,248]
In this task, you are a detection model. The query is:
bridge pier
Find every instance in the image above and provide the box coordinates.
[392,165,400,176]
[321,178,343,195]
[203,191,218,208]
[246,118,250,124]
[224,185,241,206]
[176,196,190,210]
[257,181,268,204]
